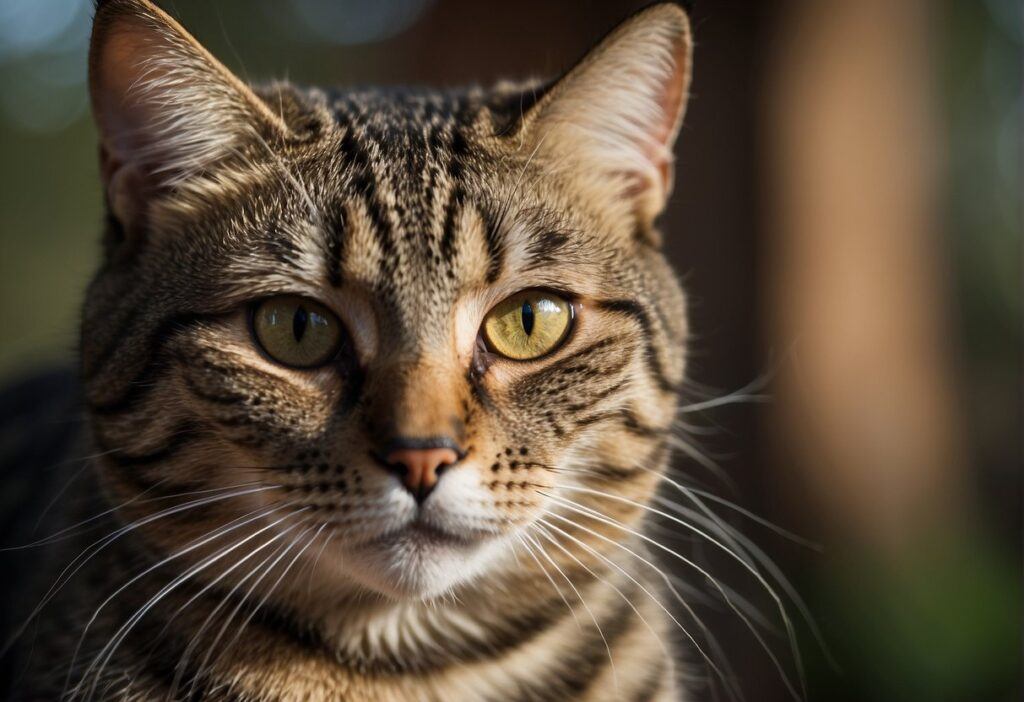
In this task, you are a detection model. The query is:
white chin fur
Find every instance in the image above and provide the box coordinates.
[347,539,487,600]
[328,467,513,600]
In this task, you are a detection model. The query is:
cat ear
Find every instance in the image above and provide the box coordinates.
[517,3,692,232]
[89,0,290,231]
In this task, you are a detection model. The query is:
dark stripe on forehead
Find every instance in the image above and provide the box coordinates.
[524,229,572,270]
[480,205,505,284]
[439,125,472,279]
[338,129,397,278]
[323,205,347,288]
[447,126,470,182]
[258,222,302,266]
[440,188,462,279]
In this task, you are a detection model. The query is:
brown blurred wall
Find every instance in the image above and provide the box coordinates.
[765,0,968,555]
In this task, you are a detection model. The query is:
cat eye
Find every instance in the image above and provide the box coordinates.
[483,290,573,361]
[252,296,344,369]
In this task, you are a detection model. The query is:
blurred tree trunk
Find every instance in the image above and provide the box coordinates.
[765,0,965,557]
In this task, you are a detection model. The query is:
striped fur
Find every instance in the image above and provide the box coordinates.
[10,2,697,699]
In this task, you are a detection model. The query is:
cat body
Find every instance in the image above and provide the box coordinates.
[1,2,695,699]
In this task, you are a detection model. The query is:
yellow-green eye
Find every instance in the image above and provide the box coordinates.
[483,290,573,360]
[252,296,343,368]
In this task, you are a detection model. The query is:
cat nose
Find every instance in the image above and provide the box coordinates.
[379,439,462,503]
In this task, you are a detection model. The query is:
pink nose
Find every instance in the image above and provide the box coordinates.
[383,447,459,502]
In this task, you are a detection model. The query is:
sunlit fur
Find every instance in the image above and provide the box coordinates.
[12,1,711,700]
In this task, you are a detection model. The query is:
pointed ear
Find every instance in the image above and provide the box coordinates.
[89,0,290,232]
[518,3,692,233]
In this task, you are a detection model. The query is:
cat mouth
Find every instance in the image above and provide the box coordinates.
[366,518,488,550]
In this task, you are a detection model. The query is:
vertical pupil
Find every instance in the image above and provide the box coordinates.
[293,306,308,342]
[521,300,534,336]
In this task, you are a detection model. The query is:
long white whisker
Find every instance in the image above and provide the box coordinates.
[68,503,301,700]
[521,528,620,692]
[515,533,583,631]
[169,520,317,698]
[535,516,738,699]
[2,485,278,661]
[676,375,772,415]
[666,483,819,549]
[668,435,735,483]
[542,509,746,700]
[304,522,335,599]
[31,452,155,536]
[1,481,267,552]
[649,466,828,653]
[542,492,804,701]
[192,521,326,694]
[79,506,309,701]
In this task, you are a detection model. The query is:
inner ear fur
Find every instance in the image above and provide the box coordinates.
[511,3,693,234]
[89,0,290,233]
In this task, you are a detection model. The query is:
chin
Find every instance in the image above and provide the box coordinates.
[344,527,506,601]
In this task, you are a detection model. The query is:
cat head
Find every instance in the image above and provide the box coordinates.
[82,0,692,603]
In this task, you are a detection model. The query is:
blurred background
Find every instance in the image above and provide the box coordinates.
[0,0,1019,700]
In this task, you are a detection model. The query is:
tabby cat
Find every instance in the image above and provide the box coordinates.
[1,1,702,699]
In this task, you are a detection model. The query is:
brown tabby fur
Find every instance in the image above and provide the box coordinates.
[8,1,696,699]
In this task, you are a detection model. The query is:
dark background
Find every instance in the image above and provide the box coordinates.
[0,1,1019,700]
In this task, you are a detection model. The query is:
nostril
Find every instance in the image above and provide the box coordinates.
[376,441,462,502]
[385,448,457,484]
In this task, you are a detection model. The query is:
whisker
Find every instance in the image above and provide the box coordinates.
[193,521,326,695]
[67,503,302,700]
[676,375,772,415]
[535,516,737,700]
[304,521,336,599]
[520,529,620,692]
[169,519,308,628]
[1,485,280,661]
[664,483,819,549]
[667,435,737,488]
[646,465,830,655]
[668,372,832,668]
[538,515,745,701]
[31,448,120,533]
[649,488,835,667]
[169,520,317,698]
[641,518,773,629]
[542,492,805,701]
[515,533,584,631]
[3,480,267,552]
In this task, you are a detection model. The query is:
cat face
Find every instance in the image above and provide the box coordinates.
[82,0,691,603]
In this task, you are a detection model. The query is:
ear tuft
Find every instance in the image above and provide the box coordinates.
[89,0,288,228]
[519,3,693,229]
